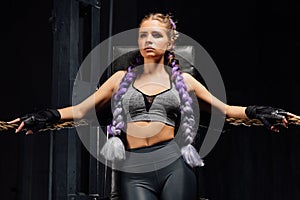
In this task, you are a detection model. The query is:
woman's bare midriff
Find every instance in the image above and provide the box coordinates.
[126,121,175,149]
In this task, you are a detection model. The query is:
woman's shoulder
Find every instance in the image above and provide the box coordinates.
[181,72,205,91]
[109,70,127,92]
[181,72,195,82]
[111,70,127,80]
[100,70,127,88]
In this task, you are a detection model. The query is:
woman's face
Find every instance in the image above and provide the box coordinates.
[138,19,171,60]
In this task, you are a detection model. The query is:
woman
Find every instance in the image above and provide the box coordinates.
[8,13,291,200]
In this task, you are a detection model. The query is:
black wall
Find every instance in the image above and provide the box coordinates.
[0,0,299,200]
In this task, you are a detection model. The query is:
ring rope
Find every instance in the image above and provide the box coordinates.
[1,115,300,132]
[0,120,89,132]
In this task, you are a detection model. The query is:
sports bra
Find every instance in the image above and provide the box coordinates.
[122,74,181,127]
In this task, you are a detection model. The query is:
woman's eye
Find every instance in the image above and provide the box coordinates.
[152,33,162,38]
[139,33,147,38]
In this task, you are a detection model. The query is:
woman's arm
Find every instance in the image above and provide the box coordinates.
[9,70,126,133]
[182,72,294,132]
[58,70,126,120]
[182,72,247,119]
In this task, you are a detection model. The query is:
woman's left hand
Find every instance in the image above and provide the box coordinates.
[245,105,299,132]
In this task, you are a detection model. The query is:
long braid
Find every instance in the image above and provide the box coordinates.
[100,64,137,161]
[168,51,204,167]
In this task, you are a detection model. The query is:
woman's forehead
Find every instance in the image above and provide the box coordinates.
[139,19,168,32]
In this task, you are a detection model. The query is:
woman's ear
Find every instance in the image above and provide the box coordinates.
[167,41,174,51]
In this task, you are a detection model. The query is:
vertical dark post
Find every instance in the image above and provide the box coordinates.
[107,0,113,77]
[88,2,105,198]
[50,0,111,199]
[51,0,80,199]
[88,2,112,198]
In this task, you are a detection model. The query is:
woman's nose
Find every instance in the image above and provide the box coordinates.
[145,40,152,45]
[145,35,153,44]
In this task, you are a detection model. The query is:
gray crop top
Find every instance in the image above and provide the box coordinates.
[122,75,181,127]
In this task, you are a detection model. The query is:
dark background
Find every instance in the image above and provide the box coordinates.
[0,0,299,200]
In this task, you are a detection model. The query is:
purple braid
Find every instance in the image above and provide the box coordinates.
[100,59,139,161]
[108,65,136,137]
[168,51,204,167]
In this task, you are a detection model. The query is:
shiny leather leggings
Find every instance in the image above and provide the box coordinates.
[119,142,197,200]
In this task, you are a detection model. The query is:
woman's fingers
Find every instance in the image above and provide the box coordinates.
[7,118,35,134]
[25,130,33,135]
[6,118,26,133]
[7,118,21,124]
[7,117,34,134]
[14,122,33,134]
[15,121,25,133]
[270,125,280,133]
[282,117,288,128]
[287,112,300,119]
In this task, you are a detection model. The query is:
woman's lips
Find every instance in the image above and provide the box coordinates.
[144,47,155,50]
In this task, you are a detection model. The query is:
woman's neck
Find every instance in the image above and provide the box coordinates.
[143,57,165,75]
[143,63,165,75]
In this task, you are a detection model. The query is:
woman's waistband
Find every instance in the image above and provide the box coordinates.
[113,139,182,173]
[127,139,173,153]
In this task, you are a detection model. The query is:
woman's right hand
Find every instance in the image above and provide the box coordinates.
[7,117,27,134]
[7,108,61,135]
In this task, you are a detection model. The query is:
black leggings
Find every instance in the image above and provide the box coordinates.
[119,142,197,200]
